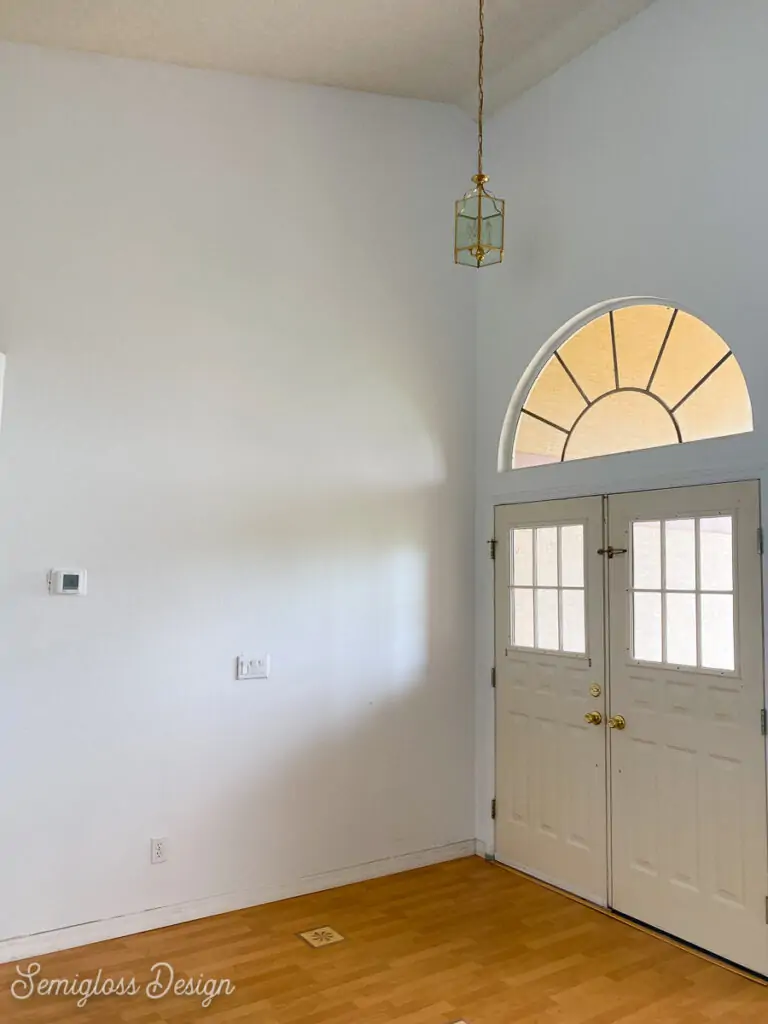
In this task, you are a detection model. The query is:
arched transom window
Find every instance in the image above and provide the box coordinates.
[509,304,753,469]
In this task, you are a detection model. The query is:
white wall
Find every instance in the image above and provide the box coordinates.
[0,42,477,954]
[475,0,768,847]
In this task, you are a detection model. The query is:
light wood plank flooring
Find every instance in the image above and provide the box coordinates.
[1,856,766,1023]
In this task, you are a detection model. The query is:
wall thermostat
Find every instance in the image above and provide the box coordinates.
[48,569,87,596]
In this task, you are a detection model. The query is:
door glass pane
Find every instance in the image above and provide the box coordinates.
[512,588,534,647]
[701,594,735,670]
[561,589,586,653]
[509,521,588,655]
[666,593,697,666]
[536,528,558,587]
[665,519,696,590]
[512,528,533,586]
[628,509,738,672]
[634,591,662,662]
[560,525,584,587]
[633,520,661,590]
[699,516,733,592]
[535,588,559,650]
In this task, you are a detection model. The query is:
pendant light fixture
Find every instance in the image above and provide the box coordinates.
[454,0,505,267]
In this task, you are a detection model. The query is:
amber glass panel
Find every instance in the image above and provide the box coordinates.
[513,413,565,466]
[523,356,586,430]
[565,391,678,461]
[557,315,616,400]
[511,305,753,470]
[613,305,675,389]
[674,357,753,441]
[652,311,730,408]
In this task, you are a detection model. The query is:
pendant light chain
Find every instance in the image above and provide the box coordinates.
[477,0,485,180]
[454,0,504,267]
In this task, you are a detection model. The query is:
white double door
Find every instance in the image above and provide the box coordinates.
[494,481,768,975]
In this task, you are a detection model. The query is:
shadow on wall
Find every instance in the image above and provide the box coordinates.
[2,475,475,939]
[144,483,467,866]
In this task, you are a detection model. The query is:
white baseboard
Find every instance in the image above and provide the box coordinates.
[0,839,476,964]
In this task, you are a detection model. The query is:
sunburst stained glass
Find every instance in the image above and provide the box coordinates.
[512,306,752,469]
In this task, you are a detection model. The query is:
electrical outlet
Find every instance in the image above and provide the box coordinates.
[236,655,271,680]
[150,837,167,864]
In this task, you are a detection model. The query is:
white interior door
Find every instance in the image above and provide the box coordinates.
[494,497,608,904]
[607,481,768,974]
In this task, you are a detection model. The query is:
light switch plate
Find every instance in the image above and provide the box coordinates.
[236,655,271,680]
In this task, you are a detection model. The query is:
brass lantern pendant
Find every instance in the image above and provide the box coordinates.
[455,0,505,268]
[455,173,505,267]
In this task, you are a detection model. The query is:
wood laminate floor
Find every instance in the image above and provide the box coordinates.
[0,856,766,1023]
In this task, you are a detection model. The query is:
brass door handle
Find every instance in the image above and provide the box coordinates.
[608,715,626,730]
[584,711,602,726]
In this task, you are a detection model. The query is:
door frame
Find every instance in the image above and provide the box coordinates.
[491,478,768,932]
[479,457,768,859]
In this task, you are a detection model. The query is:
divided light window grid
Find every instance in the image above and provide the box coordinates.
[632,515,735,671]
[509,524,586,654]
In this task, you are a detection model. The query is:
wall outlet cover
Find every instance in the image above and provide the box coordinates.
[150,837,167,864]
[236,655,271,680]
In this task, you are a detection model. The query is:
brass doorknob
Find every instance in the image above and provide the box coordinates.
[608,715,626,730]
[584,711,603,725]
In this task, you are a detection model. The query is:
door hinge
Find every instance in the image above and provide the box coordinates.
[488,539,497,561]
[765,895,768,924]
[759,527,764,556]
[491,667,496,689]
[761,709,767,736]
[598,546,628,559]
[491,798,497,820]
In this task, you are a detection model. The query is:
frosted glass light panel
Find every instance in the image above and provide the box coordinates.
[631,515,735,671]
[510,305,753,469]
[509,524,585,654]
[455,183,505,268]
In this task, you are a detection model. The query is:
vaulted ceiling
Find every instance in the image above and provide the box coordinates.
[0,0,655,113]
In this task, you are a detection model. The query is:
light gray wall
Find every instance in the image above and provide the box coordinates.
[0,41,477,955]
[475,0,768,847]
